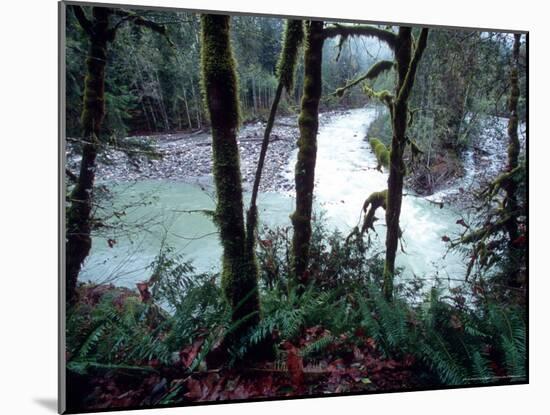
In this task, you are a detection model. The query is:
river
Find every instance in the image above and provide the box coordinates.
[81,108,468,288]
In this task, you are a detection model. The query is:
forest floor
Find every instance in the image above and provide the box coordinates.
[67,284,428,412]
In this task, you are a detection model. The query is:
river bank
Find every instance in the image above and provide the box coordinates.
[67,107,524,209]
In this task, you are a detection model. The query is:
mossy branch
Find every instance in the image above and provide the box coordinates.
[362,85,394,107]
[333,60,394,98]
[361,190,387,234]
[396,28,429,104]
[450,216,512,252]
[276,20,304,92]
[480,165,523,200]
[323,24,397,50]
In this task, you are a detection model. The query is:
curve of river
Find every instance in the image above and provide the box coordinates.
[81,108,466,288]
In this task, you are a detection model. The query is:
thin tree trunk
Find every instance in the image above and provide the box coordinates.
[188,76,201,129]
[246,82,284,241]
[246,19,304,279]
[291,20,324,287]
[182,88,192,130]
[383,28,428,300]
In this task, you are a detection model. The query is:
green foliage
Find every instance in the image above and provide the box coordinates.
[66,289,171,373]
[66,219,526,391]
[355,283,526,385]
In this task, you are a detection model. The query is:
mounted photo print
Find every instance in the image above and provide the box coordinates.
[59,1,528,413]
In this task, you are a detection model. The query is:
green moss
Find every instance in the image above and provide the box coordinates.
[382,27,429,302]
[291,20,324,286]
[200,14,241,129]
[361,190,388,234]
[369,138,390,170]
[365,60,395,79]
[276,20,304,92]
[200,15,261,348]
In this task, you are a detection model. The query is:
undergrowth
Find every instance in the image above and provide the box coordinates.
[66,220,526,391]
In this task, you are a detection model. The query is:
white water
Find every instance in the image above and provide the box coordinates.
[81,107,466,288]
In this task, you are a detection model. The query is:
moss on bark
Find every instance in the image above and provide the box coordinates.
[369,138,390,170]
[383,28,429,300]
[503,33,522,244]
[247,20,304,264]
[200,14,262,350]
[276,20,305,92]
[66,7,111,306]
[291,20,324,288]
[361,190,388,234]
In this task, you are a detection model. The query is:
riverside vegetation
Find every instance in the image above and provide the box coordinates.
[64,4,527,412]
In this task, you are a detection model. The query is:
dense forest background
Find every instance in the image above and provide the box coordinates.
[63,5,527,413]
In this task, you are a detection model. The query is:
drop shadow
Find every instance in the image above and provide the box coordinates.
[34,398,57,413]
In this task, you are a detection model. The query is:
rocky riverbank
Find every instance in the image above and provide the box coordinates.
[67,114,302,193]
[66,110,526,208]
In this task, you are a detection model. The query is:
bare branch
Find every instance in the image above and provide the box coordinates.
[109,9,175,47]
[72,5,93,35]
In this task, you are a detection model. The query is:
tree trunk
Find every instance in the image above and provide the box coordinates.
[246,82,284,243]
[383,27,428,300]
[247,19,304,259]
[200,14,262,349]
[383,29,411,300]
[66,7,111,306]
[291,20,324,288]
[182,88,192,130]
[504,33,521,244]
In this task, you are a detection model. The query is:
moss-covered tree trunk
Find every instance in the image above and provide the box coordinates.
[504,33,522,243]
[200,14,262,347]
[66,7,111,306]
[383,28,412,300]
[383,28,428,300]
[291,20,324,288]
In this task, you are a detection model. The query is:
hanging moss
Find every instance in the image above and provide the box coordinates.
[276,20,304,92]
[200,14,263,352]
[361,190,388,234]
[362,85,394,107]
[369,138,390,170]
[291,20,324,288]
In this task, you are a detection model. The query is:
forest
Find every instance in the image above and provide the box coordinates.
[63,3,527,412]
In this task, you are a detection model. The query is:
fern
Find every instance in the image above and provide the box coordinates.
[300,335,335,358]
